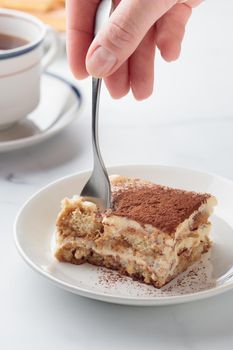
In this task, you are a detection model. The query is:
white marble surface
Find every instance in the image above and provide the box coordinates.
[1,1,233,348]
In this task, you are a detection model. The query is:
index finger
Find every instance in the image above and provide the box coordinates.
[67,0,101,79]
[86,0,178,77]
[180,0,203,7]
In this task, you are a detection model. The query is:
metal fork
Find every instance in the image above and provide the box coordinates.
[80,0,113,209]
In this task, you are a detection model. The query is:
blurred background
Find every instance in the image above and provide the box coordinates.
[0,0,66,31]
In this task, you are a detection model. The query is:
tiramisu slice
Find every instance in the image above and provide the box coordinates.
[55,176,217,288]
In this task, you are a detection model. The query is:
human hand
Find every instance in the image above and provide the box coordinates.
[67,0,202,100]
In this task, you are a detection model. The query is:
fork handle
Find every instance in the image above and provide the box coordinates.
[92,77,104,165]
[91,76,111,207]
[90,0,113,207]
[92,0,112,164]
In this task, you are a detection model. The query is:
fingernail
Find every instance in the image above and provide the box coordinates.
[86,47,117,77]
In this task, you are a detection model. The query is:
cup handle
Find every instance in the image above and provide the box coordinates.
[41,26,60,70]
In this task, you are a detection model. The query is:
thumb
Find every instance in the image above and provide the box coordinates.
[86,0,178,78]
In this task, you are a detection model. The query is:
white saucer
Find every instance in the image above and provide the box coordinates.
[0,72,82,152]
[14,165,233,306]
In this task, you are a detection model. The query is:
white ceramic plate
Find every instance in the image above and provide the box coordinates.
[0,72,82,152]
[14,165,233,306]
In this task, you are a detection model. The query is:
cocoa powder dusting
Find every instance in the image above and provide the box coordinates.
[112,185,210,234]
[96,253,216,296]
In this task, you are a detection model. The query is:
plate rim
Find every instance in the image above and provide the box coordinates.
[0,72,82,152]
[14,164,233,305]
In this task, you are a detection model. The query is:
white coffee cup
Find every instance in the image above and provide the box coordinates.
[0,9,59,130]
